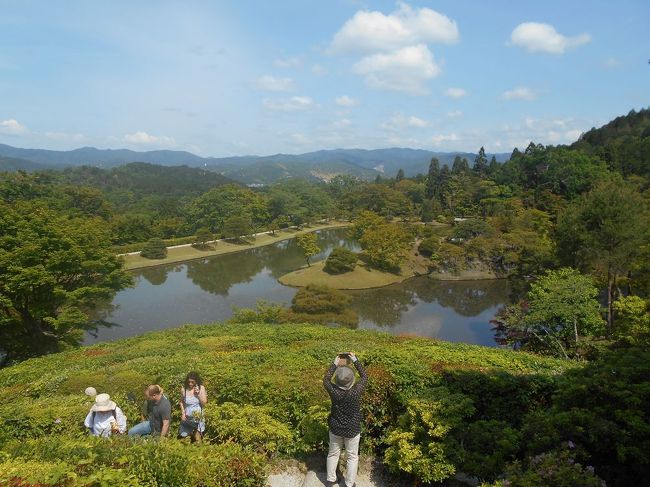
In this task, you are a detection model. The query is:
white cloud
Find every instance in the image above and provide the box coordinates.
[431,133,459,145]
[335,95,359,107]
[510,22,591,54]
[447,110,463,118]
[255,75,295,92]
[274,56,302,68]
[263,96,314,111]
[290,133,310,144]
[45,131,86,142]
[502,87,538,101]
[382,113,430,130]
[330,3,458,54]
[444,87,467,99]
[0,119,27,135]
[311,64,328,76]
[354,44,440,94]
[333,118,352,129]
[123,131,176,146]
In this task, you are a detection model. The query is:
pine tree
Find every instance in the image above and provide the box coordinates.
[473,146,488,176]
[425,157,441,199]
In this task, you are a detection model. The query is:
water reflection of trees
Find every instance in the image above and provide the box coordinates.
[349,277,510,327]
[416,279,509,317]
[139,266,170,286]
[186,228,358,295]
[349,286,416,327]
[186,251,266,296]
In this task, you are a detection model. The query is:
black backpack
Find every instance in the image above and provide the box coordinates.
[89,409,117,434]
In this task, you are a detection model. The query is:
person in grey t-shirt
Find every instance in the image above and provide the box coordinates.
[128,384,171,437]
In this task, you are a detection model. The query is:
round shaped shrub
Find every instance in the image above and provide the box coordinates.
[140,238,168,259]
[418,236,440,257]
[324,247,357,274]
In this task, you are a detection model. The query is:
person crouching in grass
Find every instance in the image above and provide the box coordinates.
[128,385,171,438]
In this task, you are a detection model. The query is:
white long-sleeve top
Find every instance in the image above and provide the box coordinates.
[84,406,127,437]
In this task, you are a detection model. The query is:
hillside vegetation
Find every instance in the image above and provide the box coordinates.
[1,323,648,486]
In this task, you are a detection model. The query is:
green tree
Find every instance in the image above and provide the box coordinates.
[473,147,488,177]
[452,156,470,174]
[188,184,268,234]
[359,224,412,271]
[296,233,320,266]
[222,214,253,241]
[350,210,385,240]
[612,295,650,341]
[556,179,649,331]
[396,168,405,182]
[140,238,168,259]
[495,268,605,358]
[0,202,132,360]
[425,157,441,199]
[193,227,213,248]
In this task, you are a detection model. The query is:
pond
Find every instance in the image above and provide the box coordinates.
[86,228,511,347]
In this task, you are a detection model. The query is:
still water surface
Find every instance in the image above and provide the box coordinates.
[86,228,510,347]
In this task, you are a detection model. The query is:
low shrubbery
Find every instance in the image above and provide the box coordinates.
[323,247,357,274]
[0,323,645,486]
[140,237,168,259]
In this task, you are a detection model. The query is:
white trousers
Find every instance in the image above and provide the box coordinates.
[326,431,360,487]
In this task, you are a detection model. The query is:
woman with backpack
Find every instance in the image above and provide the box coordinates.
[179,371,207,442]
[84,393,127,437]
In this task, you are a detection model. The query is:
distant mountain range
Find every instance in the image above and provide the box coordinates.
[0,143,510,184]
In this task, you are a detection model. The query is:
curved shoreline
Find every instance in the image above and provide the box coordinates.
[120,222,350,271]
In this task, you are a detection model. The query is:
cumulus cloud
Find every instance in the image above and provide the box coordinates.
[444,87,467,99]
[311,64,328,76]
[332,118,352,129]
[354,44,440,94]
[263,96,314,111]
[274,56,302,68]
[123,131,176,146]
[255,75,295,92]
[290,133,310,144]
[520,116,584,144]
[447,110,463,118]
[335,95,359,107]
[431,133,459,145]
[382,113,430,131]
[502,87,538,101]
[330,3,458,53]
[0,119,27,135]
[510,22,591,54]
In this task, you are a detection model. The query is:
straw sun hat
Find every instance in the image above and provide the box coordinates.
[334,366,355,390]
[91,393,117,412]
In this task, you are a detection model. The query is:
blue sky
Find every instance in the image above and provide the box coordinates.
[0,0,648,156]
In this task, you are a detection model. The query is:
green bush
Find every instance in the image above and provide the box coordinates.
[384,387,475,483]
[0,436,267,487]
[140,238,168,259]
[208,402,293,454]
[490,448,606,487]
[417,236,440,257]
[0,323,577,485]
[451,219,493,240]
[323,247,357,274]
